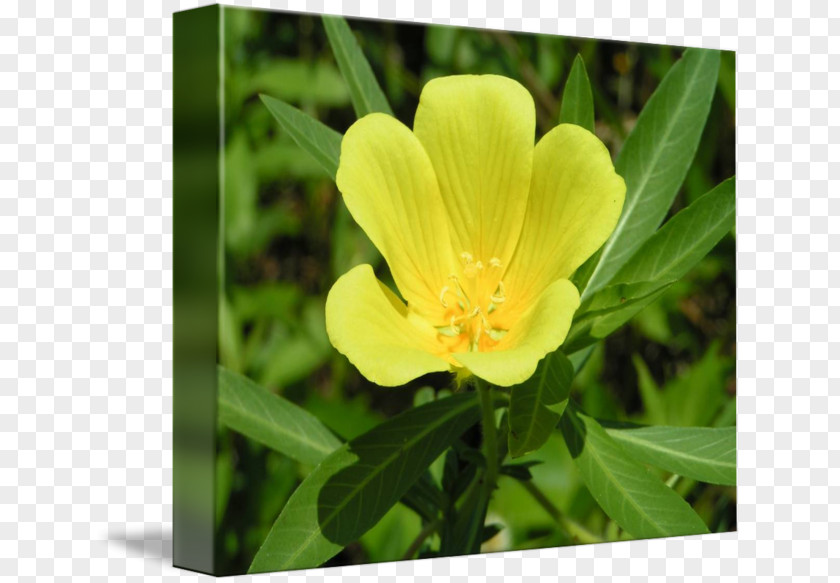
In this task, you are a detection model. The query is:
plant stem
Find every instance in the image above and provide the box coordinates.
[401,518,443,560]
[520,480,603,545]
[476,378,499,514]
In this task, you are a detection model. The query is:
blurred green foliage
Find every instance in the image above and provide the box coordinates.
[215,9,735,573]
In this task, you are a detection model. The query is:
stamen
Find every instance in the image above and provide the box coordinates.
[490,281,506,304]
[448,274,469,303]
[438,255,510,349]
[485,328,508,341]
[436,323,461,337]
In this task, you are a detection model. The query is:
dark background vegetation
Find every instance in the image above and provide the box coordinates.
[216,8,736,573]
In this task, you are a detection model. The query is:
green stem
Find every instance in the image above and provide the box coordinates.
[520,480,603,545]
[476,378,499,514]
[401,518,443,560]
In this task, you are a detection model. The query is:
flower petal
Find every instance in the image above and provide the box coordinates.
[413,74,535,267]
[504,124,626,310]
[326,264,452,387]
[336,113,456,322]
[454,278,580,386]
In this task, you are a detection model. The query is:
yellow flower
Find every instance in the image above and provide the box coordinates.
[326,75,625,387]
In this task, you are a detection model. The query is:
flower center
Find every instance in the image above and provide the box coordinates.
[436,252,509,351]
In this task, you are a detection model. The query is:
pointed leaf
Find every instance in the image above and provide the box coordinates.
[632,354,668,426]
[322,16,393,117]
[442,483,485,556]
[249,392,483,573]
[563,281,671,353]
[508,351,573,458]
[564,176,735,352]
[604,424,736,486]
[560,403,710,539]
[259,94,342,180]
[583,48,721,298]
[559,54,594,132]
[612,176,735,285]
[218,367,341,466]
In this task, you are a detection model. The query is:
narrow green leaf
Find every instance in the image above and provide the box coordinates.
[322,16,393,117]
[248,59,350,107]
[559,54,594,132]
[612,177,735,285]
[508,351,574,458]
[218,367,341,466]
[249,393,483,573]
[560,403,710,539]
[443,481,485,556]
[259,94,342,180]
[604,424,736,486]
[632,355,667,426]
[661,341,732,427]
[400,471,445,523]
[563,281,671,353]
[565,176,735,353]
[499,460,541,482]
[583,48,721,299]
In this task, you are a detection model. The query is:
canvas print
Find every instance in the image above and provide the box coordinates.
[174,5,735,576]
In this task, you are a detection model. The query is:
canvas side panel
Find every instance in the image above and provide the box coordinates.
[172,4,220,575]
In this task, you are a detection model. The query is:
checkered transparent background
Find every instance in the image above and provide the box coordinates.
[0,0,836,580]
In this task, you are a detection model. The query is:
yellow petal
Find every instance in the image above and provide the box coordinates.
[336,113,456,322]
[413,75,535,268]
[504,124,626,311]
[454,279,580,386]
[326,264,452,387]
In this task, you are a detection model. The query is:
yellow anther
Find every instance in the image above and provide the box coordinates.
[485,327,508,342]
[448,274,469,302]
[490,281,506,304]
[440,256,509,349]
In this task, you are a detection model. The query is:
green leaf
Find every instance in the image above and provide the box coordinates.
[583,48,721,299]
[563,281,671,353]
[443,481,485,556]
[482,523,504,543]
[249,392,483,573]
[217,367,341,466]
[508,351,574,458]
[559,403,710,539]
[249,59,350,107]
[259,94,342,180]
[611,177,735,285]
[322,16,393,117]
[660,341,732,427]
[499,460,542,482]
[564,176,735,352]
[559,54,594,132]
[604,424,736,486]
[632,355,667,426]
